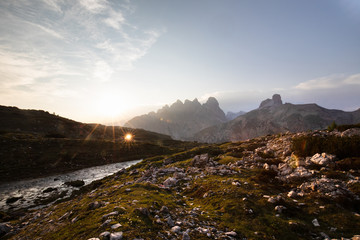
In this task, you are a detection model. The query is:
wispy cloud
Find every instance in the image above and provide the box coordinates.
[0,0,162,96]
[79,0,107,13]
[104,9,125,29]
[295,73,360,90]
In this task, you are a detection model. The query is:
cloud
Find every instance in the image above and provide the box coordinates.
[103,10,125,29]
[0,0,162,97]
[295,73,360,90]
[198,73,360,113]
[79,0,107,13]
[344,73,360,85]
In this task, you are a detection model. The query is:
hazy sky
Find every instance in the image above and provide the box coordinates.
[1,0,360,123]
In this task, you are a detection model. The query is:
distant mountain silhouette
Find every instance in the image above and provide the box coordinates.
[226,110,246,121]
[125,97,227,140]
[194,94,360,143]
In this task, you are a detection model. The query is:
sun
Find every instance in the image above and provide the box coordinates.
[124,133,133,141]
[94,94,132,119]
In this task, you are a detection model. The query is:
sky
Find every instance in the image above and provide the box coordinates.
[1,0,360,124]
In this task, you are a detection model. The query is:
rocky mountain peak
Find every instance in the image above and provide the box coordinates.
[204,97,220,109]
[125,96,226,140]
[259,94,283,108]
[171,99,183,109]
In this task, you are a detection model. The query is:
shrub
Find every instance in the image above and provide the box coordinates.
[327,121,337,131]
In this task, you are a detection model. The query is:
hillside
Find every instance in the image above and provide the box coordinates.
[0,105,173,141]
[194,95,360,143]
[125,97,227,140]
[0,105,201,182]
[2,127,360,239]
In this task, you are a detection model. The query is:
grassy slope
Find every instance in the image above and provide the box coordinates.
[4,133,360,240]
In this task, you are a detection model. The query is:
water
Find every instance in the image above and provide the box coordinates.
[0,159,141,211]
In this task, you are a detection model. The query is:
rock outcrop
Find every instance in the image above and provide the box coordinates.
[259,94,283,108]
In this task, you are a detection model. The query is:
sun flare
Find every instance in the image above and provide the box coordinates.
[124,133,133,141]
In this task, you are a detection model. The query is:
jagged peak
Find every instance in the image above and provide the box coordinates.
[184,99,192,105]
[259,94,283,108]
[204,97,220,108]
[170,99,183,108]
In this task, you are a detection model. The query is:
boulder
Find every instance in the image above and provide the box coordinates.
[310,153,336,165]
[312,218,320,227]
[171,226,181,234]
[163,177,177,188]
[287,190,298,198]
[111,223,122,229]
[110,232,123,240]
[191,154,210,168]
[341,128,360,137]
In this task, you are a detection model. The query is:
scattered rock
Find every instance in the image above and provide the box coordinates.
[310,153,336,165]
[287,190,298,198]
[99,231,110,240]
[101,219,112,227]
[163,177,177,188]
[312,218,320,227]
[274,205,287,214]
[166,216,175,227]
[341,128,360,137]
[102,211,119,219]
[171,225,181,234]
[232,181,241,186]
[182,231,191,240]
[111,223,122,229]
[225,231,237,237]
[268,195,281,203]
[191,154,210,167]
[109,232,123,240]
[71,216,78,223]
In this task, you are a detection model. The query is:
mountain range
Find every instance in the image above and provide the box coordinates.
[126,94,360,142]
[125,97,227,140]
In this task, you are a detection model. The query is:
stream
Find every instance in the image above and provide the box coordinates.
[0,159,141,211]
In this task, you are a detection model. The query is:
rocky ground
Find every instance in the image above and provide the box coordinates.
[1,128,360,240]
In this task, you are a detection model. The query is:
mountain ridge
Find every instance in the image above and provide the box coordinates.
[125,97,227,140]
[194,98,360,142]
